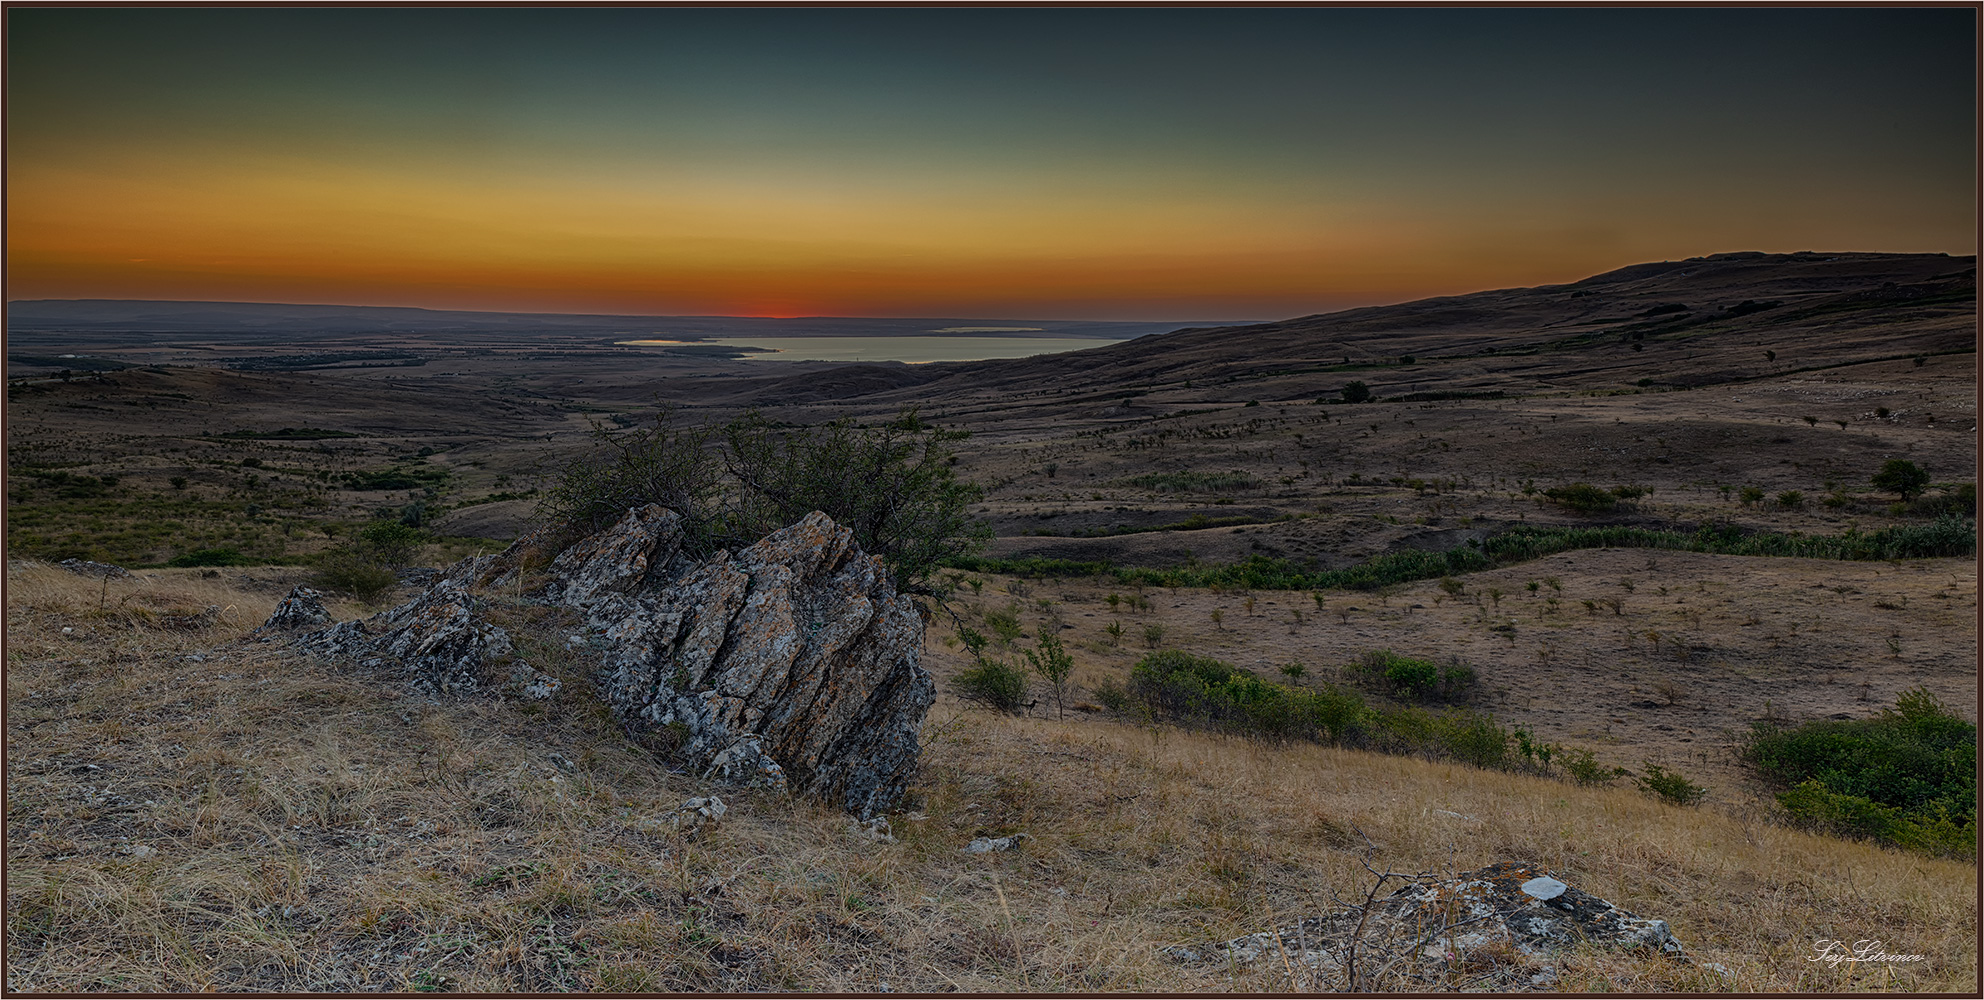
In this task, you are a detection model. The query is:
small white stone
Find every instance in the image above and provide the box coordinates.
[1521,875,1568,901]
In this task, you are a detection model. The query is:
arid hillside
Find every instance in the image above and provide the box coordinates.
[7,251,1977,991]
[744,250,1974,405]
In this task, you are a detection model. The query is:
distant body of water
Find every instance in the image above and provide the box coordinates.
[617,335,1121,363]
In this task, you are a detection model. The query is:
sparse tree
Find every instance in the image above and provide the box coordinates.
[1870,459,1930,502]
[1022,633,1075,719]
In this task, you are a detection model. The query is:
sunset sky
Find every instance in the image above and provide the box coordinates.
[7,8,1975,320]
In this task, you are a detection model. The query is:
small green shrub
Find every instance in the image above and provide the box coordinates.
[1022,633,1075,719]
[1561,748,1628,786]
[543,407,987,589]
[1429,710,1512,770]
[1346,650,1476,704]
[954,625,1028,713]
[983,605,1024,645]
[314,552,399,603]
[957,660,1029,714]
[358,519,427,568]
[1777,781,1975,858]
[1542,483,1617,513]
[1634,763,1708,806]
[1093,679,1135,716]
[1125,650,1368,745]
[1512,727,1558,770]
[1777,490,1804,508]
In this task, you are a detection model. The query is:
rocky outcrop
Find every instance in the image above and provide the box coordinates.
[543,504,684,608]
[292,505,933,818]
[256,586,332,633]
[1167,863,1687,989]
[580,508,932,818]
[300,580,513,696]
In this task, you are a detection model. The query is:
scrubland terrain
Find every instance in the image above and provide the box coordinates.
[6,564,1974,992]
[7,250,1978,991]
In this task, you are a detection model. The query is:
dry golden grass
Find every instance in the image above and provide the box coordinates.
[5,565,1975,992]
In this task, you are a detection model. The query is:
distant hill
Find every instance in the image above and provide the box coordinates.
[786,250,1974,406]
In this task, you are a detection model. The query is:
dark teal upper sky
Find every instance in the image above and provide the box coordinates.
[9,8,1975,318]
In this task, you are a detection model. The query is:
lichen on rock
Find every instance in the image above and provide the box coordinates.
[578,507,933,819]
[1168,862,1690,989]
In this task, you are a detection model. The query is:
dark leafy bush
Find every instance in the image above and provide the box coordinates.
[1744,688,1974,857]
[313,553,400,604]
[358,520,427,568]
[1362,704,1513,770]
[1542,483,1617,513]
[1346,650,1477,704]
[1561,747,1629,786]
[1633,763,1707,806]
[953,625,1029,713]
[1126,650,1369,744]
[956,659,1029,714]
[543,407,987,589]
[1871,459,1931,501]
[1776,782,1974,858]
[1542,483,1647,513]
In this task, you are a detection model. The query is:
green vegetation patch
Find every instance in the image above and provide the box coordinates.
[948,516,1976,591]
[1117,470,1261,493]
[1744,689,1975,858]
[1098,649,1576,777]
[343,466,450,491]
[1342,650,1477,704]
[1108,650,1370,745]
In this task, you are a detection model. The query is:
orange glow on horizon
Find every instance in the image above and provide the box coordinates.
[9,131,1973,319]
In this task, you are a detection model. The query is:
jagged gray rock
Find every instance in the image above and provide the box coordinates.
[544,504,683,608]
[293,504,934,819]
[673,795,726,839]
[583,507,933,818]
[299,580,512,696]
[257,586,331,633]
[60,558,131,579]
[1167,862,1688,989]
